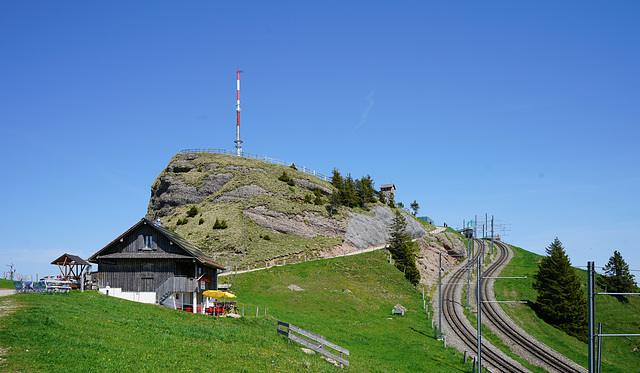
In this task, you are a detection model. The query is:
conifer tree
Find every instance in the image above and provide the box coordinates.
[330,168,345,205]
[532,238,588,342]
[387,211,421,286]
[343,174,358,208]
[602,250,637,294]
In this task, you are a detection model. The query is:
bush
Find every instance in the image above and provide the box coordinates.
[186,206,198,218]
[304,194,313,204]
[278,171,295,186]
[176,218,188,226]
[198,218,205,225]
[262,234,271,241]
[213,218,228,229]
[289,163,298,170]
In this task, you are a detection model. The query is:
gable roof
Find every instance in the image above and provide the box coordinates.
[51,253,90,266]
[88,218,225,270]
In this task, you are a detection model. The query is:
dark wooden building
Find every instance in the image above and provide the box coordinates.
[88,218,225,310]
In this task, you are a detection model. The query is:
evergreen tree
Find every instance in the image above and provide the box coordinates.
[378,190,386,204]
[532,238,588,342]
[330,168,345,205]
[387,211,421,286]
[410,200,419,216]
[602,250,637,294]
[343,174,358,208]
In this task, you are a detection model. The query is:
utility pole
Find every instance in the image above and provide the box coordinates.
[438,251,442,339]
[477,252,482,372]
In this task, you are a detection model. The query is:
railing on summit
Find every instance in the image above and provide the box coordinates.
[179,148,330,181]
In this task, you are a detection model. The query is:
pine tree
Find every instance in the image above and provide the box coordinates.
[532,238,588,342]
[387,211,421,286]
[410,200,419,216]
[602,250,637,294]
[330,168,344,205]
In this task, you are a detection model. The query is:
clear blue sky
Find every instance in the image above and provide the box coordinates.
[2,1,639,279]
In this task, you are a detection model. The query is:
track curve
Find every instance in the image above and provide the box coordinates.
[437,239,587,372]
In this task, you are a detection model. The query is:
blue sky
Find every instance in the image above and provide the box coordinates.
[2,1,639,279]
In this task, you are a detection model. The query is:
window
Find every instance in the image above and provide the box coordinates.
[144,235,153,249]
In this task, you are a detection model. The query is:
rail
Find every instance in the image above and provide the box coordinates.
[156,276,197,305]
[179,148,330,181]
[277,321,349,367]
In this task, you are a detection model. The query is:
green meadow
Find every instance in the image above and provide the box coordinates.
[0,251,468,372]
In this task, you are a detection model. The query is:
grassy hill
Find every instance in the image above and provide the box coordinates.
[494,245,640,372]
[0,251,469,372]
[146,152,379,269]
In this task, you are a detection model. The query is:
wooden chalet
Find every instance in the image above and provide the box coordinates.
[88,218,225,312]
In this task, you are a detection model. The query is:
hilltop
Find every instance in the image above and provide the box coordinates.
[145,151,467,289]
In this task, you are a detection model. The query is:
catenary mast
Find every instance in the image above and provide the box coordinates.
[235,68,243,156]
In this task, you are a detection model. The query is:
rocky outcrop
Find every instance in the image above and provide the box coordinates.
[213,185,276,203]
[292,178,332,196]
[346,206,428,248]
[148,173,233,217]
[244,206,347,238]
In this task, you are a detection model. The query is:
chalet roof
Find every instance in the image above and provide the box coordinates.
[51,253,90,266]
[88,218,225,270]
[380,183,396,190]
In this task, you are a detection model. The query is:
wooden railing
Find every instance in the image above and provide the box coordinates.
[277,321,349,367]
[156,276,197,305]
[179,148,329,181]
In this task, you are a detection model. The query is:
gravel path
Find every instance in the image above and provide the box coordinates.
[0,290,14,297]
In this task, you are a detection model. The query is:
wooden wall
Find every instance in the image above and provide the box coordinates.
[97,223,219,293]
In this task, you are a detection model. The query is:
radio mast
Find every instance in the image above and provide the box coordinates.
[235,68,243,156]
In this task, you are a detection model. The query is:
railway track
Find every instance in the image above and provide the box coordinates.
[438,239,586,372]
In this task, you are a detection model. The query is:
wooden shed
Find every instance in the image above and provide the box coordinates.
[88,218,225,310]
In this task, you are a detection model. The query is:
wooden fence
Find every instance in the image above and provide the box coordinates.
[277,321,349,367]
[179,148,330,181]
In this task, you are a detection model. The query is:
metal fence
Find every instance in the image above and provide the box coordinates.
[179,148,329,181]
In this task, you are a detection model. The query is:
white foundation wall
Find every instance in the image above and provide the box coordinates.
[99,287,156,304]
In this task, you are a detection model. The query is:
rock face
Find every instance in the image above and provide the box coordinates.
[149,173,233,217]
[346,206,428,248]
[244,206,347,238]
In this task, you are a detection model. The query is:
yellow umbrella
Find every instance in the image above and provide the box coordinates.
[203,290,226,298]
[223,292,237,299]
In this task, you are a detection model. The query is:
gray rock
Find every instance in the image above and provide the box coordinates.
[213,185,273,203]
[148,173,233,217]
[292,178,332,196]
[345,206,427,249]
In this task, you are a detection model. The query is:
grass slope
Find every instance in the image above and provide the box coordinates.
[494,245,640,372]
[232,250,468,372]
[0,251,470,372]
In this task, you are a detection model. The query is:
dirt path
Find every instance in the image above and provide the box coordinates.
[0,290,14,297]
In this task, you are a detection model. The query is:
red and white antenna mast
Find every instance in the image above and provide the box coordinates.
[235,68,243,156]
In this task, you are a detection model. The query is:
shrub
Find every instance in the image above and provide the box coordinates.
[198,218,205,225]
[304,194,313,204]
[289,163,298,170]
[186,206,198,218]
[213,218,228,229]
[176,218,188,226]
[262,234,271,241]
[278,171,295,186]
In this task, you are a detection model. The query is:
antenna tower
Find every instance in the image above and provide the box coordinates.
[235,68,243,156]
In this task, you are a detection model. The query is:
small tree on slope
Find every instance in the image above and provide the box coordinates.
[532,237,588,342]
[602,250,637,294]
[387,211,421,286]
